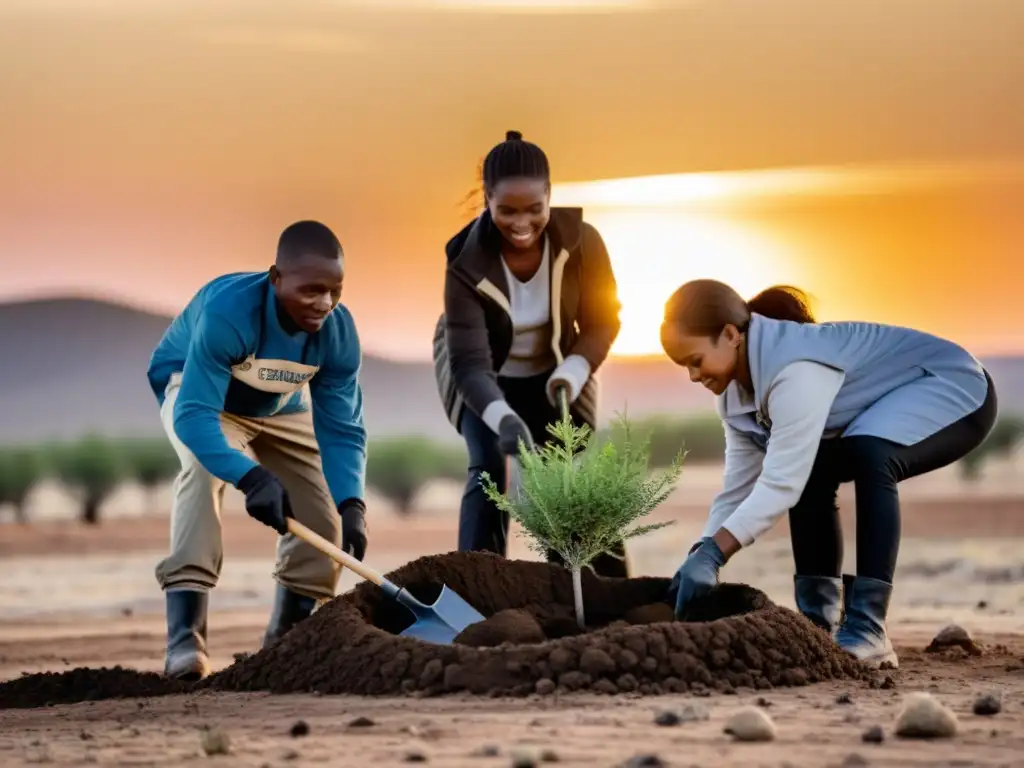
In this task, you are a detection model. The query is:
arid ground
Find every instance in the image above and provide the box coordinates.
[1,462,1023,767]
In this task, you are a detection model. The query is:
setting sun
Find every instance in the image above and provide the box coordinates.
[552,173,807,357]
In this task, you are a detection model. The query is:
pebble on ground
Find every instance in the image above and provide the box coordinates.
[199,726,231,756]
[723,706,776,742]
[894,692,958,739]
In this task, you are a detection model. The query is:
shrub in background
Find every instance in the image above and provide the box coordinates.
[365,436,466,515]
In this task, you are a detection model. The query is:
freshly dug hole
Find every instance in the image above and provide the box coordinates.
[0,551,868,708]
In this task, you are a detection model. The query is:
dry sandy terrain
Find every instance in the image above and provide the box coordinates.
[1,465,1023,766]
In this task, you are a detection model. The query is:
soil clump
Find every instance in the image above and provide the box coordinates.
[0,551,868,708]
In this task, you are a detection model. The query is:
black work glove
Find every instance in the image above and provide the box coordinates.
[338,498,367,561]
[667,537,727,620]
[236,465,292,535]
[497,412,534,457]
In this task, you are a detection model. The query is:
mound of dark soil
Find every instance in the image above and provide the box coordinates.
[208,551,868,697]
[0,667,187,709]
[0,551,868,709]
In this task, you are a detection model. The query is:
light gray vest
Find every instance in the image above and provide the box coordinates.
[720,313,989,450]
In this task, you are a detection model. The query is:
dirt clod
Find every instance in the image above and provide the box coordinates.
[0,552,867,709]
[453,609,545,647]
[622,754,665,767]
[404,750,427,762]
[861,725,885,743]
[289,720,309,737]
[973,694,1002,715]
[926,624,984,656]
[348,716,375,728]
[653,710,680,726]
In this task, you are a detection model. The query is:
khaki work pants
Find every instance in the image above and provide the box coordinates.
[154,375,341,600]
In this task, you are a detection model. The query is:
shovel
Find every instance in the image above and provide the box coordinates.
[285,518,485,645]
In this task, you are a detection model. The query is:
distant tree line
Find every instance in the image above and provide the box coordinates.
[2,412,1021,525]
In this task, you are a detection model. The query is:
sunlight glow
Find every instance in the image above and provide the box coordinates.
[552,174,809,357]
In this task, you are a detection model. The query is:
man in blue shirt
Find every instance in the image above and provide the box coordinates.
[147,220,368,680]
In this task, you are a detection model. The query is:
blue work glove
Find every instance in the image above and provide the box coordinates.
[338,498,367,561]
[668,537,727,619]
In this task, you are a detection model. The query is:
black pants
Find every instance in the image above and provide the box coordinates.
[457,370,630,578]
[789,371,998,584]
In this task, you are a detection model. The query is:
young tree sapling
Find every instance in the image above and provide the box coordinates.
[482,409,683,629]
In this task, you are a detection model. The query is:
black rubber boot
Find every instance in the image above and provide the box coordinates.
[793,575,843,636]
[163,590,212,681]
[835,574,899,669]
[261,584,318,649]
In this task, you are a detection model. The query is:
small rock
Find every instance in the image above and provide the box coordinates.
[282,749,300,761]
[289,720,309,737]
[756,696,772,708]
[511,747,538,768]
[836,692,854,705]
[199,726,231,756]
[880,676,896,690]
[653,710,679,726]
[404,750,428,763]
[347,716,375,728]
[472,744,500,757]
[861,725,884,743]
[973,694,1002,716]
[723,706,776,742]
[622,756,665,768]
[535,678,555,696]
[841,754,869,767]
[976,600,988,609]
[894,692,958,739]
[79,731,93,741]
[925,624,983,656]
[539,749,559,763]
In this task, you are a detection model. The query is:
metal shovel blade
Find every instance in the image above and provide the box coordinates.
[396,583,486,645]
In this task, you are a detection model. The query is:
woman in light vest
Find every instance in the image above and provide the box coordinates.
[660,279,997,668]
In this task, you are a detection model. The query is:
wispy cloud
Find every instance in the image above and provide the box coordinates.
[552,158,1024,209]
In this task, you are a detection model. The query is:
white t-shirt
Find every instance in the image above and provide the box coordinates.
[498,236,557,378]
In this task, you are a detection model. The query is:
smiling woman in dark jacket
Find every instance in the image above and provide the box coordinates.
[433,130,629,578]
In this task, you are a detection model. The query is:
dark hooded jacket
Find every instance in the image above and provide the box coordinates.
[432,207,621,432]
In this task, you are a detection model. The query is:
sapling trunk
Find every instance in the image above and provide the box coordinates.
[571,567,585,629]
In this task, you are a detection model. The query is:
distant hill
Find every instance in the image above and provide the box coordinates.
[0,297,718,444]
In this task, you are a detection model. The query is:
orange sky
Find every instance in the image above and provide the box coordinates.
[2,0,1023,359]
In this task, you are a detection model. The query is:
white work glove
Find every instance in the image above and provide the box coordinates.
[546,354,592,408]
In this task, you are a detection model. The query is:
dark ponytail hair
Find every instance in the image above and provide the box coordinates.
[458,130,551,218]
[662,279,816,339]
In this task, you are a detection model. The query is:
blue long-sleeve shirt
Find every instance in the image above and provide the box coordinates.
[147,272,367,505]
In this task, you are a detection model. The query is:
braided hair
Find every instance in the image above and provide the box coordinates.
[482,130,551,196]
[460,131,551,217]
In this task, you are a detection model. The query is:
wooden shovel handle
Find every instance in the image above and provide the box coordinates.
[286,518,385,587]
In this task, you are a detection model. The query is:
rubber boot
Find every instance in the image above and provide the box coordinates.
[835,574,899,669]
[163,590,212,681]
[261,583,318,649]
[793,574,844,636]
